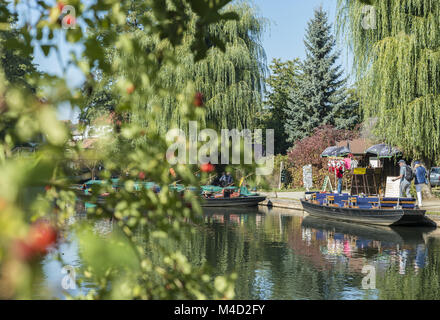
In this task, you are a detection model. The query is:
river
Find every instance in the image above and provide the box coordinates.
[35,204,440,300]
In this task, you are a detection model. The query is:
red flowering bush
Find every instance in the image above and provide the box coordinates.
[287,125,359,188]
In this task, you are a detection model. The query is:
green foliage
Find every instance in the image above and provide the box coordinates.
[258,58,301,155]
[83,1,267,133]
[0,6,39,144]
[285,7,359,143]
[0,0,242,300]
[337,0,440,164]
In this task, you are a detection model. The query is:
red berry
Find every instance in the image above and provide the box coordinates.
[45,185,51,191]
[169,168,176,177]
[57,2,65,12]
[27,222,58,255]
[200,163,215,173]
[138,171,146,180]
[194,92,204,107]
[126,84,135,94]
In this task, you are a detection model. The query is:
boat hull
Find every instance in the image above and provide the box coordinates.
[300,199,435,227]
[75,190,266,208]
[201,196,266,207]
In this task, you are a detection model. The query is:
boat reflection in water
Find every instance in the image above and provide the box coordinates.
[300,215,433,276]
[197,206,439,299]
[203,206,263,225]
[36,203,440,300]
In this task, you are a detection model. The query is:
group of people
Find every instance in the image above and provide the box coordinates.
[333,156,428,207]
[392,160,427,207]
[213,172,234,187]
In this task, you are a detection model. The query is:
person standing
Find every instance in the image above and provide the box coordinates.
[336,165,344,194]
[225,172,233,186]
[392,160,412,198]
[219,172,227,187]
[414,161,427,207]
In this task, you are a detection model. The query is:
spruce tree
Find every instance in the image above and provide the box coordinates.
[284,7,358,143]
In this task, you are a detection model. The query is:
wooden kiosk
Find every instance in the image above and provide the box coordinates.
[350,167,382,196]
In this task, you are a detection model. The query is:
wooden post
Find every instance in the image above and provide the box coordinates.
[278,161,284,190]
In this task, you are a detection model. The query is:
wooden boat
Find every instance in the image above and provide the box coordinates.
[198,185,266,207]
[201,195,266,207]
[73,180,266,208]
[301,192,436,227]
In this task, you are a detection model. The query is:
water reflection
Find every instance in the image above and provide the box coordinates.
[37,203,440,300]
[301,216,431,277]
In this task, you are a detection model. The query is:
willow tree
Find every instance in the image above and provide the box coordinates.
[164,2,267,132]
[0,9,38,143]
[1,0,240,300]
[337,0,440,165]
[85,1,267,133]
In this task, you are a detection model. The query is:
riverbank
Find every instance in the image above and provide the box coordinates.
[259,191,440,224]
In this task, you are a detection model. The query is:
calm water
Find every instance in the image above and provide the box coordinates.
[36,204,440,300]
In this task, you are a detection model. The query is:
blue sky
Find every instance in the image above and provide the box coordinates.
[253,0,348,64]
[30,0,351,122]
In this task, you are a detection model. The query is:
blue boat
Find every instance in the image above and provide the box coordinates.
[301,192,436,227]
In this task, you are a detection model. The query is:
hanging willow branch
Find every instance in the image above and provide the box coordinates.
[110,1,267,134]
[337,0,440,163]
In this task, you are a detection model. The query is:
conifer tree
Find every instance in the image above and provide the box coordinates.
[284,7,358,143]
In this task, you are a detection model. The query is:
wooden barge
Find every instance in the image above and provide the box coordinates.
[301,192,436,227]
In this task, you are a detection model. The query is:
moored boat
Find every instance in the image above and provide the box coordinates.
[201,195,266,207]
[198,185,266,207]
[73,180,266,208]
[301,192,436,227]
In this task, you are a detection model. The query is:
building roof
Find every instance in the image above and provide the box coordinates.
[337,138,374,155]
